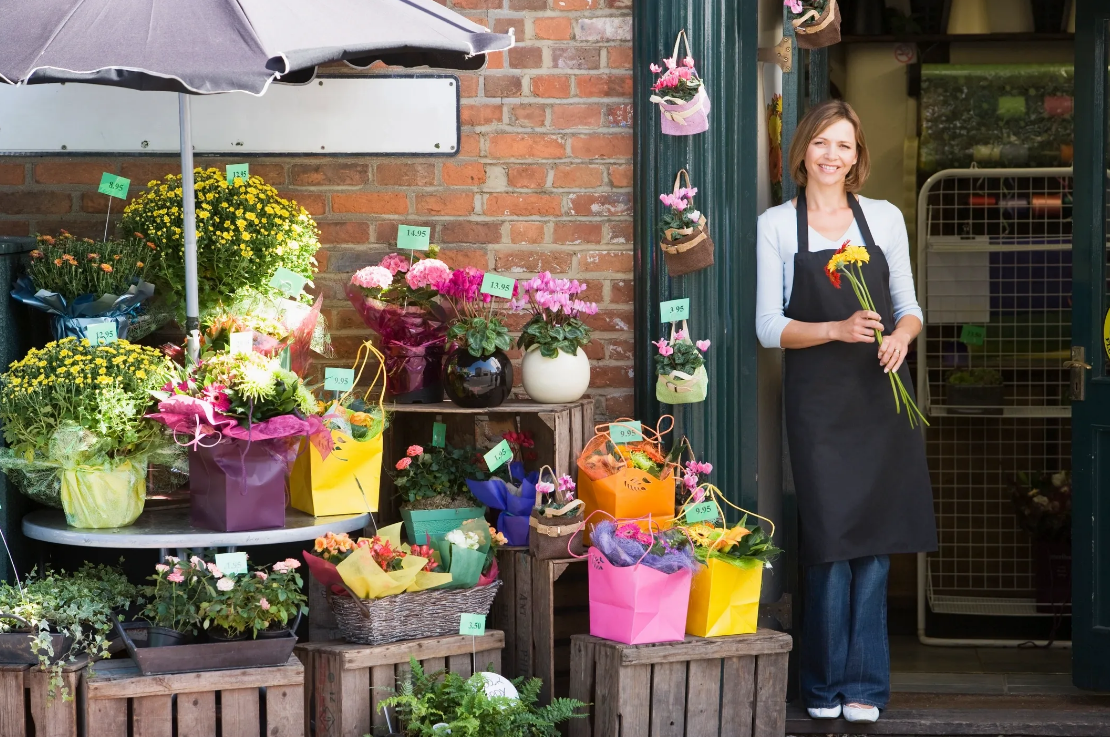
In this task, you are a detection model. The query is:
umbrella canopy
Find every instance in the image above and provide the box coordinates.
[0,0,513,94]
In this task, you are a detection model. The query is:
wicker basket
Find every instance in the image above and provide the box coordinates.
[327,581,502,645]
[529,506,587,560]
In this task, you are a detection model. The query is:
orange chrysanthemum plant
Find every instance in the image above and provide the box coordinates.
[825,241,928,429]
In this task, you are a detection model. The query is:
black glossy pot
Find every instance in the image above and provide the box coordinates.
[442,347,514,408]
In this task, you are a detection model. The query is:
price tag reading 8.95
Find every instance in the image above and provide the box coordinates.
[459,613,486,637]
[685,501,719,524]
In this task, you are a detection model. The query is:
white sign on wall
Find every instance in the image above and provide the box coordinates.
[0,75,459,155]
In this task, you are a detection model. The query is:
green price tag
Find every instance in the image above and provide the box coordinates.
[959,324,986,346]
[324,368,355,392]
[226,163,250,184]
[480,273,516,299]
[459,613,486,637]
[397,225,431,251]
[609,421,643,444]
[432,422,447,448]
[484,440,513,472]
[98,173,130,200]
[214,552,249,576]
[269,267,308,297]
[685,501,718,524]
[88,322,117,347]
[660,298,690,323]
[229,331,253,354]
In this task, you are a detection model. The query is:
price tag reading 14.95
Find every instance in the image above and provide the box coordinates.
[660,298,690,323]
[460,613,486,637]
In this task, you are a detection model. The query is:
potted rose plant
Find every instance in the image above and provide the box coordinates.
[437,267,516,408]
[139,555,209,645]
[511,272,597,404]
[393,444,490,544]
[200,558,307,641]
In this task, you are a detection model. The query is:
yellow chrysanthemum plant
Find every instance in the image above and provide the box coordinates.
[0,338,176,527]
[121,168,320,318]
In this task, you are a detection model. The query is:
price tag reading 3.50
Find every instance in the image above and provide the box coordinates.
[609,421,643,444]
[480,273,515,300]
[397,225,431,251]
[324,368,355,392]
[98,173,130,200]
[959,324,986,346]
[685,501,719,524]
[459,613,486,637]
[432,422,447,448]
[484,440,513,472]
[88,322,118,347]
[660,298,690,323]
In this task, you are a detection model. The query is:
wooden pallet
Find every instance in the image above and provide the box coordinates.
[569,630,793,737]
[297,631,504,737]
[82,655,305,737]
[0,660,84,737]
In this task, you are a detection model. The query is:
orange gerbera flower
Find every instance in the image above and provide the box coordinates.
[100,264,113,273]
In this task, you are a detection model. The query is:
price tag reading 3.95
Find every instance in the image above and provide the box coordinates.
[685,501,719,524]
[459,613,486,637]
[324,368,355,392]
[484,440,513,472]
[659,298,690,323]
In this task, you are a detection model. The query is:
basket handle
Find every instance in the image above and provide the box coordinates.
[668,30,702,81]
[566,509,661,567]
[325,581,375,621]
[672,169,694,201]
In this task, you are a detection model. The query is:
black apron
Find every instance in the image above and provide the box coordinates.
[785,189,937,566]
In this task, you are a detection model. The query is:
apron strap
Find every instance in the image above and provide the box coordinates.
[846,192,875,248]
[796,187,875,251]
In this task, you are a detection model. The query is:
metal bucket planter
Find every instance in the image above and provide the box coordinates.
[0,613,72,665]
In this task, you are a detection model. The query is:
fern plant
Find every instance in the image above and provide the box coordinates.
[379,658,586,736]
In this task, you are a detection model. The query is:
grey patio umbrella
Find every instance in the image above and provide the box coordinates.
[0,0,513,357]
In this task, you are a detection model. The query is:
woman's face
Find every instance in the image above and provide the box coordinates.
[805,118,858,189]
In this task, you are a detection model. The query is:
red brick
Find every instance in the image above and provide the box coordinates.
[608,47,634,69]
[334,308,368,331]
[460,134,481,157]
[289,163,369,186]
[606,103,633,128]
[590,365,635,388]
[0,164,25,185]
[608,338,635,358]
[486,194,562,217]
[581,250,633,272]
[251,164,288,184]
[494,17,526,36]
[282,192,326,216]
[439,248,489,270]
[576,17,632,41]
[442,162,486,187]
[510,0,546,9]
[552,104,602,129]
[508,166,548,189]
[440,221,502,243]
[461,104,504,126]
[571,134,633,159]
[579,281,604,302]
[0,220,29,236]
[119,161,182,185]
[485,52,505,71]
[458,75,480,98]
[610,279,634,303]
[569,193,632,216]
[332,192,409,215]
[551,47,600,70]
[495,250,573,272]
[415,193,474,216]
[510,222,546,244]
[485,75,524,97]
[581,341,605,360]
[81,192,132,214]
[376,163,436,187]
[553,0,596,8]
[0,192,72,215]
[510,105,547,127]
[610,165,633,188]
[604,392,635,417]
[576,74,633,98]
[608,221,634,243]
[509,46,543,69]
[34,161,116,185]
[583,309,634,332]
[534,17,573,40]
[489,134,564,159]
[529,75,572,98]
[552,165,603,188]
[452,0,501,8]
[376,221,401,242]
[553,222,603,244]
[318,221,370,245]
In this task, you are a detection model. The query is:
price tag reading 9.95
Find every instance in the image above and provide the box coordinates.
[659,298,690,323]
[480,273,516,300]
[324,368,355,392]
[685,501,719,524]
[459,613,486,637]
[483,440,513,472]
[609,420,643,444]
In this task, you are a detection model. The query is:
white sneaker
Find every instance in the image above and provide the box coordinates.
[806,705,842,720]
[843,704,879,723]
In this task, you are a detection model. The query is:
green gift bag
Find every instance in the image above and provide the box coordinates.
[654,320,709,405]
[433,518,493,589]
[656,365,709,404]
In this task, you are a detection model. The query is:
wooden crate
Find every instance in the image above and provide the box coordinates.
[297,631,505,737]
[569,630,793,737]
[82,655,304,737]
[0,660,83,737]
[377,399,595,527]
[489,546,532,679]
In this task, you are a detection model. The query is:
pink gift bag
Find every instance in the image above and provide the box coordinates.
[650,30,710,137]
[586,546,692,645]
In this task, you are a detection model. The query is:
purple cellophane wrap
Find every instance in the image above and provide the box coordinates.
[189,437,288,532]
[591,520,702,574]
[345,284,447,398]
[466,463,535,546]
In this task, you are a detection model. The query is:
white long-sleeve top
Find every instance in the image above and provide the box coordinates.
[755,196,924,349]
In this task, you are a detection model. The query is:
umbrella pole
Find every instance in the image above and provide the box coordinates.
[179,93,201,363]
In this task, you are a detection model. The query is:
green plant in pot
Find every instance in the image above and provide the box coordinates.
[140,555,211,645]
[393,444,494,545]
[380,657,585,736]
[946,368,1004,415]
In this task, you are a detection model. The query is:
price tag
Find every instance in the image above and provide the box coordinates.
[432,422,447,448]
[484,440,513,472]
[88,322,117,347]
[269,267,308,297]
[459,613,486,637]
[609,421,643,444]
[660,298,690,323]
[685,501,719,524]
[226,163,250,184]
[98,173,130,200]
[214,552,249,576]
[397,225,431,251]
[324,368,355,392]
[959,324,986,346]
[480,273,515,299]
[229,331,253,355]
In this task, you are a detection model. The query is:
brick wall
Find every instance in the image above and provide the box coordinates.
[0,0,635,419]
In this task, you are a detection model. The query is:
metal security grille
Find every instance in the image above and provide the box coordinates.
[916,168,1073,619]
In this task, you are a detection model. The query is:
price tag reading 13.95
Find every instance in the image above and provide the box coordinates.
[480,273,515,300]
[660,298,690,323]
[459,613,486,636]
[685,501,719,524]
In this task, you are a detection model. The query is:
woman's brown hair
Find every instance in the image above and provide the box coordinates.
[787,99,870,193]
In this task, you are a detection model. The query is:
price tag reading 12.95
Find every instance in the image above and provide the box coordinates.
[324,368,355,392]
[660,298,690,323]
[685,501,719,524]
[459,613,486,637]
[484,440,513,472]
[89,322,118,347]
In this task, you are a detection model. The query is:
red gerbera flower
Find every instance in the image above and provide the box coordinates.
[825,265,842,288]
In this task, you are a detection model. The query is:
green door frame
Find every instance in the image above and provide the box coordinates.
[632,0,760,514]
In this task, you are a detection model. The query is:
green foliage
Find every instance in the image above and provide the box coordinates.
[516,314,592,358]
[380,658,586,736]
[657,208,701,240]
[392,444,491,507]
[947,368,1003,386]
[696,517,784,568]
[447,317,512,359]
[654,339,705,377]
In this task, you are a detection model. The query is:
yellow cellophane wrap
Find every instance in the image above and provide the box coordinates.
[334,522,452,598]
[685,557,762,637]
[60,459,146,529]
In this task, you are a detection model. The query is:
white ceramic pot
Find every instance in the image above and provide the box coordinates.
[947,0,990,34]
[521,345,591,404]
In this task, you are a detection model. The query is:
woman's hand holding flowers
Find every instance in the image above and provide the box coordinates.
[829,310,883,344]
[877,329,911,374]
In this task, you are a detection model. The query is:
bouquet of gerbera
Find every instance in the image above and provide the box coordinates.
[825,242,928,429]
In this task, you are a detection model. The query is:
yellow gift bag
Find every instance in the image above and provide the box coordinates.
[60,459,146,529]
[291,342,386,517]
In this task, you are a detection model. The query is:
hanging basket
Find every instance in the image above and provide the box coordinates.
[649,30,710,137]
[792,0,842,49]
[659,170,715,277]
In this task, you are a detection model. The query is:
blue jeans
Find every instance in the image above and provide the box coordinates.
[800,555,890,710]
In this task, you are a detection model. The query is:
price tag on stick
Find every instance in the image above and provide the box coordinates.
[88,322,118,347]
[609,421,643,444]
[484,440,513,472]
[98,173,130,200]
[959,324,986,346]
[397,225,431,251]
[480,273,515,299]
[460,613,486,636]
[685,501,719,524]
[432,422,447,448]
[325,368,355,393]
[229,331,253,355]
[226,163,250,184]
[660,298,690,323]
[214,552,249,576]
[269,267,309,297]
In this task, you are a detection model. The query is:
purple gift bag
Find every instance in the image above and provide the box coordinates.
[190,438,289,532]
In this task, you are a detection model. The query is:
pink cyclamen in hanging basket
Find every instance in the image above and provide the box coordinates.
[649,32,710,136]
